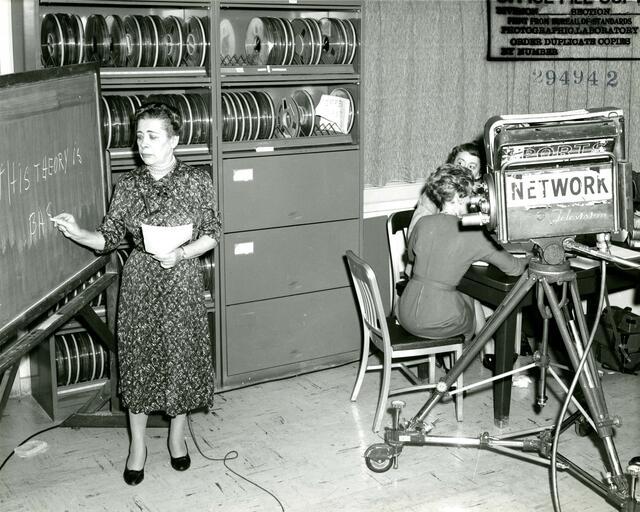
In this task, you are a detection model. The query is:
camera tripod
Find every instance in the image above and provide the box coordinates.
[365,247,640,511]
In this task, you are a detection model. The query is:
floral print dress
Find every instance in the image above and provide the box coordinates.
[97,161,221,415]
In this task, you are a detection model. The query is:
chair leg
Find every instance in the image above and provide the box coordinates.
[454,347,463,422]
[351,332,370,401]
[428,355,436,383]
[373,353,392,433]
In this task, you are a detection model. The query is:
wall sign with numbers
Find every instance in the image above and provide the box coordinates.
[487,0,640,60]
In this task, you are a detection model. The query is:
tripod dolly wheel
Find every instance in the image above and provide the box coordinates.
[364,443,394,473]
[574,415,591,437]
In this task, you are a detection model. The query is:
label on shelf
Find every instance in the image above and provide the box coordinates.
[234,242,254,255]
[256,147,274,153]
[233,168,254,182]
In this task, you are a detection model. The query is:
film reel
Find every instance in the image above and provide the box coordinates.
[164,16,185,67]
[200,250,215,292]
[278,96,301,138]
[245,17,274,66]
[193,94,211,144]
[267,17,287,65]
[139,15,158,67]
[291,18,315,65]
[59,14,79,66]
[71,14,85,65]
[319,18,347,65]
[330,87,355,134]
[108,15,128,67]
[175,93,194,145]
[123,15,143,67]
[85,14,111,66]
[150,15,168,67]
[220,18,236,60]
[41,13,65,67]
[292,89,315,137]
[185,16,207,67]
[221,92,238,142]
[255,90,275,140]
[100,96,112,149]
[344,18,358,64]
[187,94,204,145]
[228,92,247,142]
[242,91,261,141]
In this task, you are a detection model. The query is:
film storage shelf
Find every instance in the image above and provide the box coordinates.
[214,1,363,389]
[17,0,363,406]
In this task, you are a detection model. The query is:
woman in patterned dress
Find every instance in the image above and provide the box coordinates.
[51,103,221,485]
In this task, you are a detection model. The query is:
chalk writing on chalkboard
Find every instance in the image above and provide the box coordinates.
[0,65,107,340]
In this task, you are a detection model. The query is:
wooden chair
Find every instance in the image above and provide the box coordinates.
[346,250,464,432]
[386,209,414,316]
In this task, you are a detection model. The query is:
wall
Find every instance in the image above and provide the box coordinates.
[362,0,640,187]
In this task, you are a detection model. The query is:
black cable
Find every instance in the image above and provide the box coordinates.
[0,423,61,472]
[187,413,285,512]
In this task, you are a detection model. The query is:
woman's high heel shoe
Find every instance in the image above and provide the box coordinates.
[169,442,191,471]
[123,448,147,486]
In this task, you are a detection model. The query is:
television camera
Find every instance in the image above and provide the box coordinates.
[364,108,640,511]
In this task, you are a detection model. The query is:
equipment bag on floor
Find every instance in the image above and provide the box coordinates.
[595,305,640,373]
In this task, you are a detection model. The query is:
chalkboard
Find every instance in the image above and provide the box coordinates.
[0,64,108,340]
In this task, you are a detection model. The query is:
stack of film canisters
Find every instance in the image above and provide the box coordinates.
[41,13,210,67]
[243,17,357,66]
[101,94,211,149]
[222,87,354,142]
[55,331,109,387]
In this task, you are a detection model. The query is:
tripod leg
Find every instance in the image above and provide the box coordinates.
[536,316,550,408]
[408,271,537,428]
[541,279,628,494]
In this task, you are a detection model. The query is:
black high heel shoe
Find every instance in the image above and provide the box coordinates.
[123,448,147,486]
[169,442,191,471]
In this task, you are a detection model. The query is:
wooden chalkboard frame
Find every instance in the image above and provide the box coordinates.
[0,63,110,345]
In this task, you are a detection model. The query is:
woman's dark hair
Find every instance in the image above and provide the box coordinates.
[426,164,475,210]
[446,139,486,177]
[134,102,182,137]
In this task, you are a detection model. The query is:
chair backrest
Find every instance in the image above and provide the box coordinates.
[386,209,413,314]
[345,250,390,354]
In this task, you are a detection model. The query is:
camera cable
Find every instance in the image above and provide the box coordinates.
[186,412,285,511]
[550,259,608,512]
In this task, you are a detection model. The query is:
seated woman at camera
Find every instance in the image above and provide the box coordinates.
[408,141,486,237]
[397,164,528,341]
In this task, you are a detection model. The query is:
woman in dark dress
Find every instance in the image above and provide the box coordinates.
[52,103,221,485]
[398,164,527,340]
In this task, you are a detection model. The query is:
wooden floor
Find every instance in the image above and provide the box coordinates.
[0,357,638,512]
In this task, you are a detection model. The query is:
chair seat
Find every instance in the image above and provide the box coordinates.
[386,317,465,352]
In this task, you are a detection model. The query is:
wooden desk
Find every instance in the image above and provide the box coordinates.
[458,261,638,427]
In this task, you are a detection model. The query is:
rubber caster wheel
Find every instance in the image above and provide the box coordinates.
[364,443,394,473]
[574,416,591,437]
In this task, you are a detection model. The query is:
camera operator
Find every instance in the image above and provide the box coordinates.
[397,164,530,345]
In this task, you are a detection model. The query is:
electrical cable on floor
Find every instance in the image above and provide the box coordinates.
[187,413,285,512]
[0,423,61,472]
[550,259,608,512]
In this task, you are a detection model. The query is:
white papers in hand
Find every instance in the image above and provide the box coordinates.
[316,94,350,134]
[141,223,192,255]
